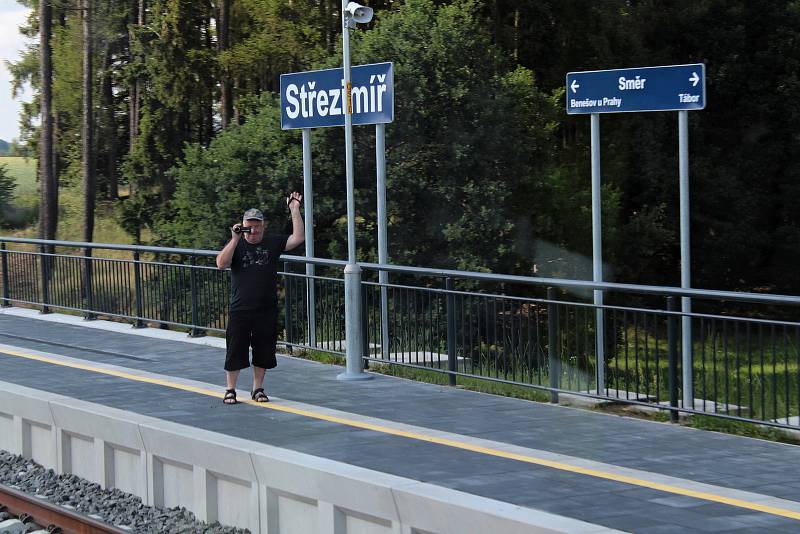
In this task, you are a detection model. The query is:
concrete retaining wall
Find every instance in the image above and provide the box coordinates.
[0,381,622,534]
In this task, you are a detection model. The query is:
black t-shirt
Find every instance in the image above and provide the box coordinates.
[229,234,289,312]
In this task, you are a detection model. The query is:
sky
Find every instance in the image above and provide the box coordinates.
[0,1,34,143]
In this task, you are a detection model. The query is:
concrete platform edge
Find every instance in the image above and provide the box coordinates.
[0,380,625,534]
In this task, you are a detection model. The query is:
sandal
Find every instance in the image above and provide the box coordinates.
[251,388,269,403]
[223,388,238,405]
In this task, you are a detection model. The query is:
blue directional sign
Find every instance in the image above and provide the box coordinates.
[566,64,705,114]
[280,62,394,129]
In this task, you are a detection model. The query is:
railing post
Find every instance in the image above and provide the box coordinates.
[82,247,96,320]
[547,287,560,403]
[133,251,145,328]
[284,261,293,354]
[306,263,317,347]
[1,242,10,307]
[39,245,51,314]
[361,279,369,367]
[446,277,457,387]
[189,256,205,337]
[667,296,680,423]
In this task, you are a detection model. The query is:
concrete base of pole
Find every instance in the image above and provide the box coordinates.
[336,372,373,381]
[337,263,373,381]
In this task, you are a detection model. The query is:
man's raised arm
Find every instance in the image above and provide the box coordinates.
[284,191,305,251]
[216,225,241,269]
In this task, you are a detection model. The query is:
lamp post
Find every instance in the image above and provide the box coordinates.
[338,1,373,381]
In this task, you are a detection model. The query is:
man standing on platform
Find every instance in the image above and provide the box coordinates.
[216,192,305,404]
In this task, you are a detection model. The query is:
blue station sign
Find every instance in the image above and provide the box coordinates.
[566,64,706,114]
[280,62,394,129]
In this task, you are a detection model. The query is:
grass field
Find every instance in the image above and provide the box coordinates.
[0,156,37,198]
[0,156,148,248]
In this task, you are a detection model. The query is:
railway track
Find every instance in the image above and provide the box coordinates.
[0,483,130,534]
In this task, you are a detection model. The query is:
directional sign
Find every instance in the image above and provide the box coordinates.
[566,64,705,114]
[281,62,394,129]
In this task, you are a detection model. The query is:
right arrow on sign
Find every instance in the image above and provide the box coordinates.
[570,79,580,93]
[689,72,700,86]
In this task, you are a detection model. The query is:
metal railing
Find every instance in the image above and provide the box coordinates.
[2,236,799,430]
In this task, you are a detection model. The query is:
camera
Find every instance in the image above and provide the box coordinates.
[234,226,252,234]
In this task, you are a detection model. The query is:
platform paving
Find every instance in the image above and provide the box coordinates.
[1,309,800,533]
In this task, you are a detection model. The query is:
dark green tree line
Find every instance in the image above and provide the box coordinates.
[7,0,800,295]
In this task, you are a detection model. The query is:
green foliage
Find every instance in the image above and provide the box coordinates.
[123,0,218,202]
[685,415,800,446]
[5,0,800,300]
[337,0,560,271]
[221,0,328,93]
[164,95,302,250]
[0,165,16,227]
[167,0,561,274]
[0,157,37,228]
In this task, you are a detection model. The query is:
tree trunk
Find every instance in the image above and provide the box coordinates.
[52,6,65,207]
[82,0,95,244]
[218,0,233,129]
[102,48,118,200]
[52,111,61,209]
[38,0,56,244]
[129,0,145,151]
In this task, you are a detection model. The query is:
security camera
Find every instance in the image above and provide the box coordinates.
[345,2,373,24]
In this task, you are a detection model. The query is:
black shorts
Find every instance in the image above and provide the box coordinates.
[225,310,279,371]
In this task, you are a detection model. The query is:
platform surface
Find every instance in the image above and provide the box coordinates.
[1,308,800,533]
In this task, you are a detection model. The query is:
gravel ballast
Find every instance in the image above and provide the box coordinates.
[0,450,249,533]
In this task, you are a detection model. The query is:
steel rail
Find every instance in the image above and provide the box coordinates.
[0,483,130,534]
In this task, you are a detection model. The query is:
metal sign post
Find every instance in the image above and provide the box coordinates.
[302,128,316,348]
[678,110,692,409]
[376,123,389,359]
[567,63,705,404]
[591,113,604,394]
[339,5,363,380]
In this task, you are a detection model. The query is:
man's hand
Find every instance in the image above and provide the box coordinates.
[284,191,305,251]
[287,192,302,212]
[230,223,243,239]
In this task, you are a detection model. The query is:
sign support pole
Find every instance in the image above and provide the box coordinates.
[679,110,693,408]
[302,128,316,348]
[339,1,369,380]
[376,123,390,359]
[591,113,605,394]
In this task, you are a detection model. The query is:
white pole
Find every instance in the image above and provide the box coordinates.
[339,2,369,380]
[679,110,693,408]
[302,128,316,348]
[376,123,389,359]
[591,113,605,395]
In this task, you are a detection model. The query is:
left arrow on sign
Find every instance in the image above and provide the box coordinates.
[570,79,580,93]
